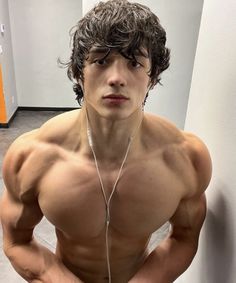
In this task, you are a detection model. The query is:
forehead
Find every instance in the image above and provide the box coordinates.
[88,45,149,58]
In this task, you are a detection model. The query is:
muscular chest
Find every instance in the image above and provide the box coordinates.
[38,156,193,239]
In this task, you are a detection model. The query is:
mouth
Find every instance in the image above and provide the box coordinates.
[102,94,129,106]
[103,94,129,100]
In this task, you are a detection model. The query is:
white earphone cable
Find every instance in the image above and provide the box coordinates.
[86,111,142,283]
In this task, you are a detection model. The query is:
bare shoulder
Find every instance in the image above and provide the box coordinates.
[37,109,81,144]
[2,110,80,200]
[182,131,212,194]
[2,133,50,201]
[144,113,212,194]
[144,113,185,144]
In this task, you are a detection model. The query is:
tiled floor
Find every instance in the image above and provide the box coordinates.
[0,110,169,282]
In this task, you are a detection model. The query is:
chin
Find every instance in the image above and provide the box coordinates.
[101,112,129,121]
[86,101,141,120]
[102,109,141,121]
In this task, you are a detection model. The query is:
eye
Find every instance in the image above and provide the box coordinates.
[94,58,107,66]
[130,60,142,68]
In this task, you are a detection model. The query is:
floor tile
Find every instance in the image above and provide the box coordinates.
[34,217,57,251]
[148,222,170,252]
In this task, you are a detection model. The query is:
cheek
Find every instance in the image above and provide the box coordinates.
[136,72,150,86]
[83,74,95,93]
[137,78,150,94]
[84,71,101,89]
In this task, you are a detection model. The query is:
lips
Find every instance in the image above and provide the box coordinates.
[102,94,129,106]
[103,94,129,100]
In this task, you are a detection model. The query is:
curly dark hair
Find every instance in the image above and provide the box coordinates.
[64,0,170,106]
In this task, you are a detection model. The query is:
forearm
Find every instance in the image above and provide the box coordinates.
[4,238,83,283]
[129,236,198,283]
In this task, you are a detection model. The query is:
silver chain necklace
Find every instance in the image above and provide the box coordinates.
[86,113,142,283]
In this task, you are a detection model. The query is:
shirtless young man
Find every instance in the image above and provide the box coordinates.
[0,0,212,282]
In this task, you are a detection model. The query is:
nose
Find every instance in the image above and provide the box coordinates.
[107,61,127,87]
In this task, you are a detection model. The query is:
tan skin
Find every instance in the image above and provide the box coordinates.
[0,48,212,283]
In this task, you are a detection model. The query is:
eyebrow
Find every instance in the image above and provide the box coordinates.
[89,46,148,58]
[89,46,110,54]
[132,49,149,58]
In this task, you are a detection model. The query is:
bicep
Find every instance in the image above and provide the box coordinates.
[1,188,43,248]
[169,193,207,242]
[1,137,44,244]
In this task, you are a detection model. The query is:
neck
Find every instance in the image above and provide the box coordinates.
[81,106,143,162]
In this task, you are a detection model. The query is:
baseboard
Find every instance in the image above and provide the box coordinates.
[0,106,79,128]
[18,106,79,111]
[0,122,9,128]
[0,107,18,128]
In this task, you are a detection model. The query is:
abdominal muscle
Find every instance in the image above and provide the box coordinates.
[55,227,150,283]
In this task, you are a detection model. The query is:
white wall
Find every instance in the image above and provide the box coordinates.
[176,0,236,282]
[8,0,82,108]
[83,0,204,129]
[135,0,204,129]
[0,0,18,121]
[82,0,99,14]
[6,0,203,126]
